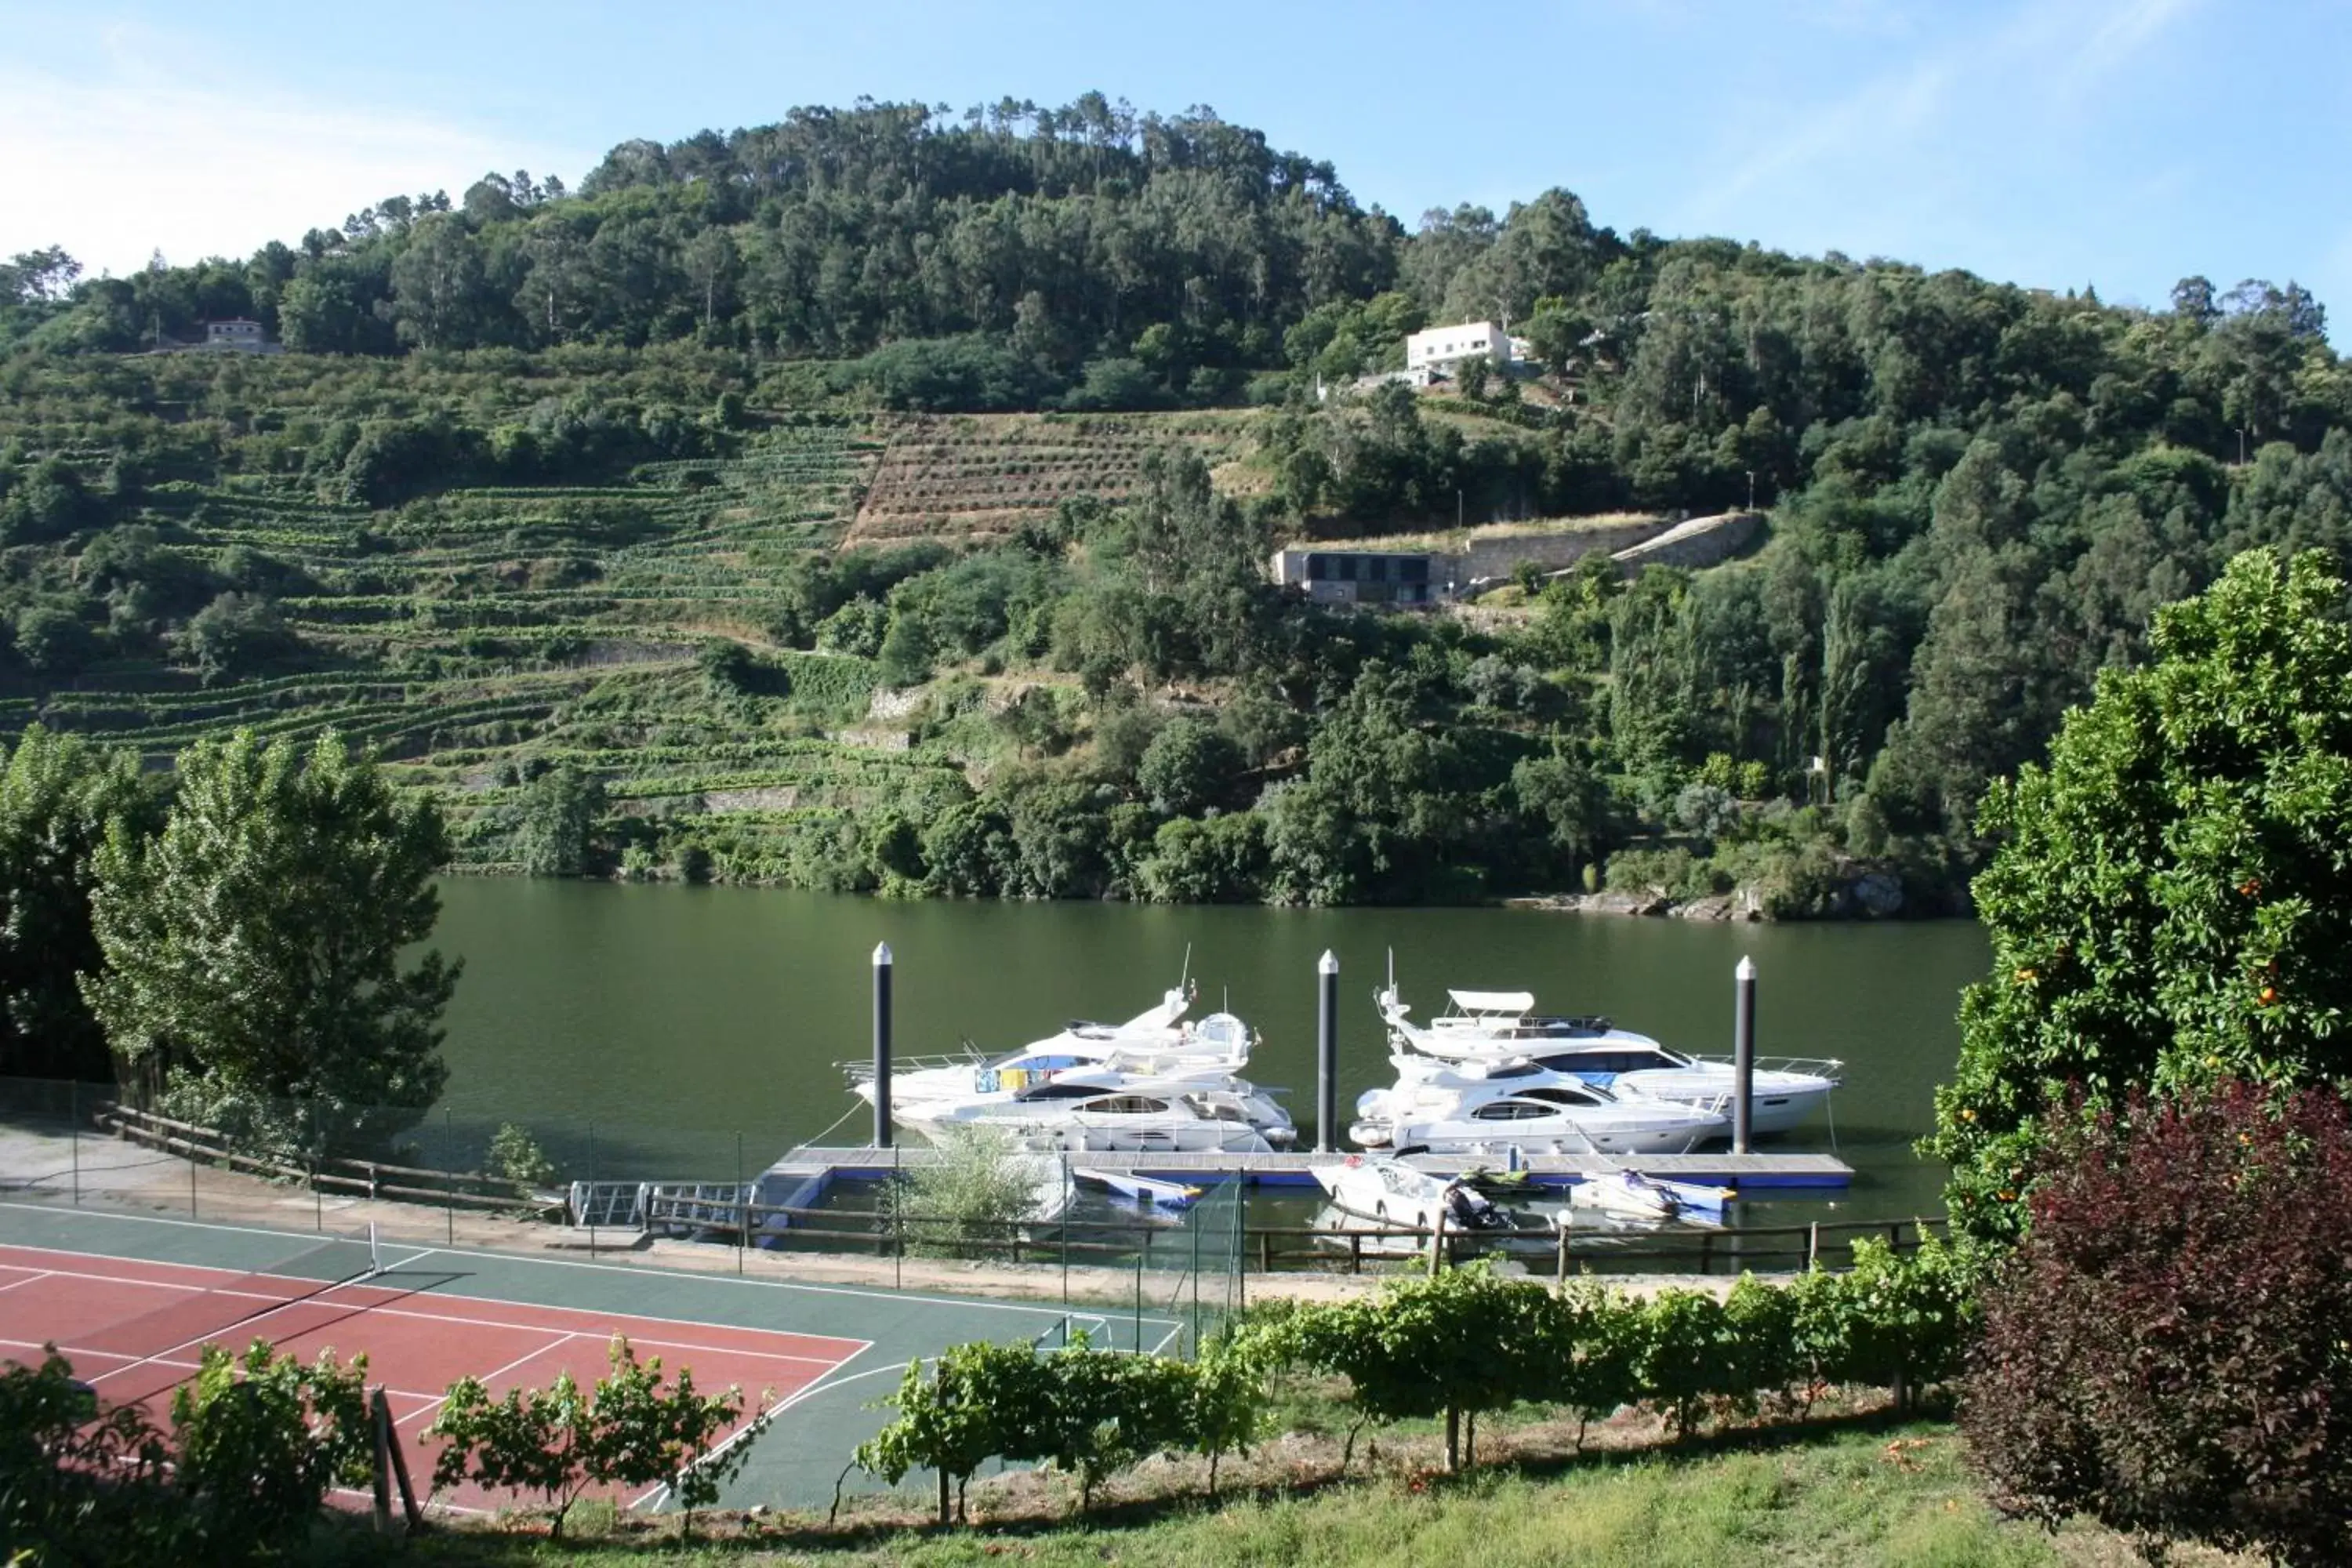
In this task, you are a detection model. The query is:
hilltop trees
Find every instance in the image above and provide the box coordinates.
[1926,548,2352,1245]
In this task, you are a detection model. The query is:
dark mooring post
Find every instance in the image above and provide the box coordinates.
[1732,954,1757,1155]
[872,941,895,1149]
[1316,949,1340,1152]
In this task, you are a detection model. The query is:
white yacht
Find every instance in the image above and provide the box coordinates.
[848,985,1258,1109]
[1351,1053,1728,1156]
[1377,983,1841,1136]
[893,1067,1290,1152]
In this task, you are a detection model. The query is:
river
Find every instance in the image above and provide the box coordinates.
[426,879,1989,1225]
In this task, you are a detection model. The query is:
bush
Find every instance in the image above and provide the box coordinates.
[1962,1082,2352,1566]
[485,1121,557,1188]
[0,1348,180,1563]
[882,1123,1050,1258]
[429,1334,764,1540]
[169,1340,373,1551]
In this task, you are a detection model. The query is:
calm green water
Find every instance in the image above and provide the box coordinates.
[426,880,1988,1221]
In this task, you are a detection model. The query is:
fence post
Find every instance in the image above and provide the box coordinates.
[1699,1230,1716,1276]
[735,1131,746,1276]
[1555,1214,1570,1287]
[1133,1246,1145,1353]
[586,1120,598,1260]
[69,1081,79,1207]
[189,1134,198,1218]
[444,1108,456,1247]
[1806,1221,1820,1271]
[895,1143,904,1290]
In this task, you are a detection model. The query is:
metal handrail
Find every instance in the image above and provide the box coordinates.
[1679,1054,1846,1078]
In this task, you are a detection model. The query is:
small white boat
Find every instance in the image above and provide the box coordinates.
[1309,1154,1555,1243]
[1377,981,1841,1135]
[1074,1169,1203,1209]
[1568,1169,1733,1225]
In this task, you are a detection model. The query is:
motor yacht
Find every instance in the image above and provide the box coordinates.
[1352,1053,1728,1156]
[894,1067,1291,1152]
[848,985,1259,1109]
[1376,982,1840,1135]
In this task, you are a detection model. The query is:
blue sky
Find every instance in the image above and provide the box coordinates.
[4,0,2346,326]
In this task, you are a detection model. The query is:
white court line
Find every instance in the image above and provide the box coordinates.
[0,1206,1183,1330]
[0,1244,874,1365]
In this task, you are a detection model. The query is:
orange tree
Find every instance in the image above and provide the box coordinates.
[1926,547,2352,1247]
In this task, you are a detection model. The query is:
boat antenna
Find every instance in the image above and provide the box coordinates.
[1179,942,1192,993]
[1386,948,1396,993]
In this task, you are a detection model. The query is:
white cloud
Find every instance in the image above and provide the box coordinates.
[1672,0,2203,249]
[0,49,587,275]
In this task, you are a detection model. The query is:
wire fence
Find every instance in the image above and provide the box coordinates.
[0,1076,1944,1306]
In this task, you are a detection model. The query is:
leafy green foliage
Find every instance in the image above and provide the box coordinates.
[1928,548,2352,1246]
[0,726,159,1081]
[485,1121,557,1188]
[856,1246,1971,1519]
[85,728,459,1157]
[881,1123,1049,1258]
[168,1340,372,1550]
[1962,1082,2352,1568]
[0,1347,180,1565]
[427,1335,761,1540]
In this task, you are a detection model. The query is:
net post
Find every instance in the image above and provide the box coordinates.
[370,1385,394,1534]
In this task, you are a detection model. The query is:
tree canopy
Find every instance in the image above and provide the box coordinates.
[1926,547,2352,1243]
[85,730,459,1154]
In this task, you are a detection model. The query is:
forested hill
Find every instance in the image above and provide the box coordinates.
[2,96,2350,915]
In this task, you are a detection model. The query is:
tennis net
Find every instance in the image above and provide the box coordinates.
[71,1223,387,1407]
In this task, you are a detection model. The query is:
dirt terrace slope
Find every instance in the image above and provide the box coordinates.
[848,411,1261,543]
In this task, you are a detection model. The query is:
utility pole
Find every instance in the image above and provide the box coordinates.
[1745,470,1756,512]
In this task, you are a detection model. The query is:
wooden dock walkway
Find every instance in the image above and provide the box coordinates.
[776,1145,1852,1191]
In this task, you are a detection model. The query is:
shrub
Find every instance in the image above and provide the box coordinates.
[485,1121,557,1188]
[169,1340,372,1550]
[0,1348,180,1563]
[429,1335,763,1540]
[1962,1082,2352,1566]
[882,1123,1050,1258]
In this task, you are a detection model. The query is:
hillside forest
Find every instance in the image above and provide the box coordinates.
[4,96,2351,917]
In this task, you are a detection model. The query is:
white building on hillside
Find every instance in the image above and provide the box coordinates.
[1405,320,1511,381]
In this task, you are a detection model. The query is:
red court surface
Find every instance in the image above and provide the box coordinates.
[0,1241,869,1513]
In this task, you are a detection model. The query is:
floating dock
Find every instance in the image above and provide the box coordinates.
[774,1145,1853,1192]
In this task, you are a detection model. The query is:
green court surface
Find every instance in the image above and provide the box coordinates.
[0,1202,1181,1512]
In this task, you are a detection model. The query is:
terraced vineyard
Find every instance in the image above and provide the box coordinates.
[0,400,1010,877]
[850,411,1260,541]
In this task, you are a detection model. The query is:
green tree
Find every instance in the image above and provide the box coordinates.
[515,763,605,877]
[1136,717,1242,815]
[84,730,459,1156]
[1927,549,2352,1247]
[0,727,159,1081]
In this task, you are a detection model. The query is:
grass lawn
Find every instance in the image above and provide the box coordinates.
[394,1419,2089,1568]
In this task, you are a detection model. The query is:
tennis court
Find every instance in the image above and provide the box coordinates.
[0,1203,1180,1512]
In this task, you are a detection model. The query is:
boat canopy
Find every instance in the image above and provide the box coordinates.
[1447,989,1536,1014]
